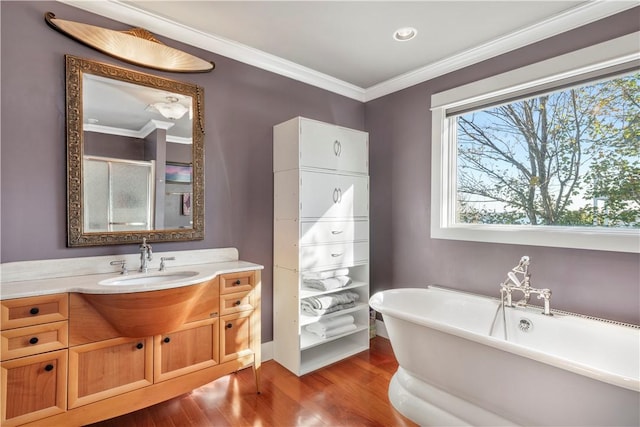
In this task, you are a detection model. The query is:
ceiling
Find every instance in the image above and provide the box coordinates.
[61,1,637,101]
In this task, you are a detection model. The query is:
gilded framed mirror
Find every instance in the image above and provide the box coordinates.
[65,55,204,246]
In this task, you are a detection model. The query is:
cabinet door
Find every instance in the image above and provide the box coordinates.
[300,171,369,219]
[300,119,368,174]
[154,318,219,383]
[68,337,153,408]
[220,311,253,363]
[1,349,67,427]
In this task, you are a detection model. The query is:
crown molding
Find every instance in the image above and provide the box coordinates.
[364,1,638,101]
[57,0,636,103]
[84,119,192,144]
[56,0,366,101]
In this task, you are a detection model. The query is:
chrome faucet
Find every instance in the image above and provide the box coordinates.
[139,238,153,273]
[500,256,552,316]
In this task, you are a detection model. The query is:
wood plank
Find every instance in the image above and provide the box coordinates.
[87,338,416,427]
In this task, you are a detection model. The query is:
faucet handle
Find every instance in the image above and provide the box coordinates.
[110,260,128,275]
[159,256,175,271]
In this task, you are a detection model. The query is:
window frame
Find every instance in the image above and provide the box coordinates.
[430,32,640,253]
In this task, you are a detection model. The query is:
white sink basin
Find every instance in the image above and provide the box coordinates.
[99,271,200,286]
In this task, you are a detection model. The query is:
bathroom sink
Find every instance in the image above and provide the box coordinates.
[81,278,209,337]
[99,271,199,286]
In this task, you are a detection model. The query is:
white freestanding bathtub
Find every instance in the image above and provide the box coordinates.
[369,286,640,426]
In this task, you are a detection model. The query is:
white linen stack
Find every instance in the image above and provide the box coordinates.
[302,268,351,291]
[305,314,357,338]
[300,290,360,316]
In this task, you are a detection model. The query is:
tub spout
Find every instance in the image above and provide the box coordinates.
[500,256,553,316]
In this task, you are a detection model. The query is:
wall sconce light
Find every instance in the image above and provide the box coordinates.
[45,12,215,73]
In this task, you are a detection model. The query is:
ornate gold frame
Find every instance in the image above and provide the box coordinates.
[66,55,205,247]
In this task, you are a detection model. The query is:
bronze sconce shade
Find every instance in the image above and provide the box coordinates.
[45,12,215,73]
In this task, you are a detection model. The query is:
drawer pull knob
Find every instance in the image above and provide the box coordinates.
[331,253,343,257]
[331,230,343,235]
[333,140,342,157]
[136,342,144,349]
[29,337,39,345]
[234,300,242,306]
[226,323,233,329]
[29,307,40,315]
[234,279,241,285]
[163,337,171,343]
[44,364,54,372]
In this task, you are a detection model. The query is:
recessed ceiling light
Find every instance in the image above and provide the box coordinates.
[393,27,417,42]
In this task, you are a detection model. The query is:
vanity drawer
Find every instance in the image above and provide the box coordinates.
[1,294,68,330]
[300,220,368,246]
[220,271,256,295]
[1,321,68,361]
[220,291,254,316]
[300,241,369,271]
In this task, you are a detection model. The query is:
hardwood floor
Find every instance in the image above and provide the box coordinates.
[87,337,417,427]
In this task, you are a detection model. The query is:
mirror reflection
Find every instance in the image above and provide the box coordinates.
[66,55,204,246]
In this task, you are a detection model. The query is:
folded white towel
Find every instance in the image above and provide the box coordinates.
[305,315,355,334]
[301,291,360,311]
[305,323,357,338]
[300,291,360,316]
[302,268,349,280]
[303,275,351,291]
[300,302,356,316]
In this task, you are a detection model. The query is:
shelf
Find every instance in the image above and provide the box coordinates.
[299,330,370,375]
[300,324,368,350]
[299,302,368,327]
[273,117,369,376]
[300,280,368,299]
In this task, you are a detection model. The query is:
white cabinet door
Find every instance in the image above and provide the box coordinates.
[300,119,368,174]
[300,171,368,219]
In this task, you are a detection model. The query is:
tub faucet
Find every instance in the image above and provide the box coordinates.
[139,238,153,273]
[500,256,552,316]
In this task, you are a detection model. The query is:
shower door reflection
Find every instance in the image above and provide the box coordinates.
[84,157,154,232]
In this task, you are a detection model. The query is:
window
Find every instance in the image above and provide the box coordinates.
[431,32,639,253]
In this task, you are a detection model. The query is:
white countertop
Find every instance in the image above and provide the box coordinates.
[0,260,262,300]
[0,248,263,300]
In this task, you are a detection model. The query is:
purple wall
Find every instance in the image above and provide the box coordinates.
[366,8,640,325]
[0,2,364,341]
[1,1,638,346]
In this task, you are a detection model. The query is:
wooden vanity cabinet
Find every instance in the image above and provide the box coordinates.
[0,294,69,427]
[1,269,261,427]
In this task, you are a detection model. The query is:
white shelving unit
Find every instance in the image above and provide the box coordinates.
[273,116,370,376]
